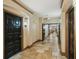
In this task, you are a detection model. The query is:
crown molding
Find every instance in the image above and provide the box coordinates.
[12,0,34,15]
[60,0,64,8]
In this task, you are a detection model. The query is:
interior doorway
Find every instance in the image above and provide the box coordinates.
[42,23,60,45]
[4,12,23,59]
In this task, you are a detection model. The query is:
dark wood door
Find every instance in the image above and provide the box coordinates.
[68,8,74,59]
[4,12,22,59]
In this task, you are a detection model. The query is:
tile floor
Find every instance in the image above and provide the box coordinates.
[9,41,67,59]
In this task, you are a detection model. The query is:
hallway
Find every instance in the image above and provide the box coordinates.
[3,0,76,59]
[9,41,67,59]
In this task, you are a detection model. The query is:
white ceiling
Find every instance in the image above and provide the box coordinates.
[20,0,61,17]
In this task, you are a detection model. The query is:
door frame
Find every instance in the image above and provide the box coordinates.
[66,6,76,59]
[3,11,23,59]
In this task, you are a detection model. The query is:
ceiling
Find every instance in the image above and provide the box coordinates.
[20,0,61,18]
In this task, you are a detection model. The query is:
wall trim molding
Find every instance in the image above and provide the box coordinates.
[61,52,67,57]
[60,0,64,8]
[3,7,23,17]
[22,39,43,51]
[12,0,34,15]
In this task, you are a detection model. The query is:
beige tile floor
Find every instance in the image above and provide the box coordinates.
[9,42,67,59]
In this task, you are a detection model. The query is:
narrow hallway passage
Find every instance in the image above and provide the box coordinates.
[3,0,76,59]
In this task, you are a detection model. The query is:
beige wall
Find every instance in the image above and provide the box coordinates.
[23,15,42,48]
[4,0,42,49]
[27,15,42,47]
[60,12,66,53]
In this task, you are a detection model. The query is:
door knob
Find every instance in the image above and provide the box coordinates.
[19,35,22,38]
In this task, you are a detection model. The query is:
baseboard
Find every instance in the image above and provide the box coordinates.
[61,52,66,56]
[22,39,43,51]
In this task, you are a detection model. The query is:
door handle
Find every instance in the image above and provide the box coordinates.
[19,35,22,38]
